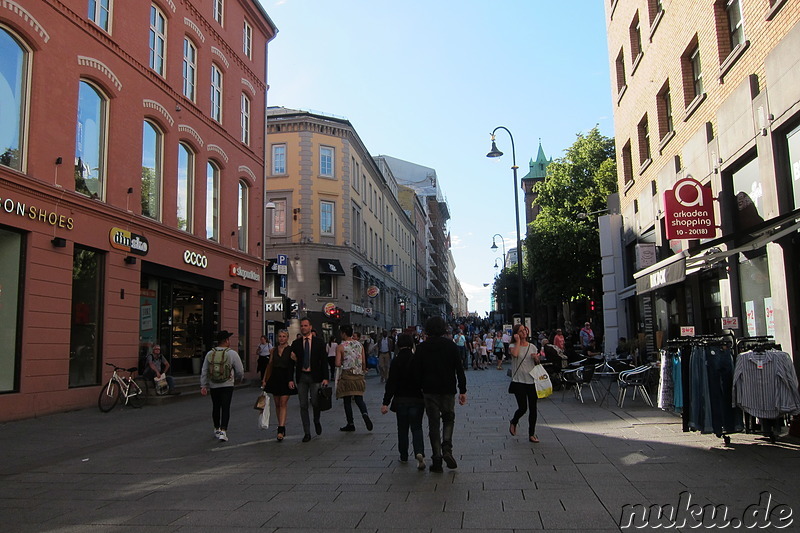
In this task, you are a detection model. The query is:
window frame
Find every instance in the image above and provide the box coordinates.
[237,180,248,252]
[213,0,224,26]
[182,37,197,102]
[177,142,194,232]
[206,161,220,241]
[141,120,162,220]
[319,274,334,298]
[88,0,112,32]
[69,245,105,388]
[241,93,250,145]
[243,19,252,59]
[615,48,627,102]
[637,114,652,173]
[271,198,287,235]
[0,28,29,172]
[149,4,166,76]
[271,144,286,175]
[211,64,223,123]
[629,12,643,72]
[320,200,335,236]
[74,80,108,200]
[319,146,334,178]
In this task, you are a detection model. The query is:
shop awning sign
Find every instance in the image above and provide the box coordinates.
[664,177,716,240]
[635,257,686,294]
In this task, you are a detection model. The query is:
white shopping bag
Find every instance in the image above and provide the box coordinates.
[258,394,271,429]
[530,364,553,399]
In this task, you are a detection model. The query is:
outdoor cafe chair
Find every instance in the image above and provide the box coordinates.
[617,365,654,408]
[561,364,596,404]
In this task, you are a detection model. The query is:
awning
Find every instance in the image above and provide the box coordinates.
[318,258,345,276]
[634,252,687,294]
[265,258,279,274]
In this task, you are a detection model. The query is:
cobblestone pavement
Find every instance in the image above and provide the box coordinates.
[1,365,798,532]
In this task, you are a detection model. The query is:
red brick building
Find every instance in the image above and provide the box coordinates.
[0,0,276,420]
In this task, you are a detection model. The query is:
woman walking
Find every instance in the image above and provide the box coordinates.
[508,323,541,443]
[336,325,373,432]
[261,329,297,441]
[381,334,426,469]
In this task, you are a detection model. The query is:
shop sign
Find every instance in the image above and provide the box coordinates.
[183,250,208,268]
[722,317,739,329]
[229,263,260,282]
[765,297,775,337]
[680,326,695,337]
[351,304,365,314]
[1,195,74,229]
[265,301,283,312]
[664,177,716,240]
[110,227,149,255]
[323,302,336,316]
[364,307,373,317]
[367,285,380,298]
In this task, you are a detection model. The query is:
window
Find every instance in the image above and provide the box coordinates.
[75,81,107,199]
[787,124,800,210]
[690,46,703,100]
[320,200,334,236]
[730,157,764,232]
[141,121,162,219]
[206,162,219,240]
[213,0,224,25]
[629,12,642,65]
[88,0,111,31]
[657,83,674,140]
[681,40,704,109]
[238,180,248,251]
[241,93,250,145]
[182,37,197,101]
[726,0,744,49]
[272,144,286,174]
[647,0,664,26]
[0,228,22,393]
[320,146,334,177]
[243,20,252,59]
[211,65,223,122]
[637,115,651,167]
[0,28,28,171]
[177,143,194,232]
[621,140,633,185]
[615,49,626,98]
[319,275,334,298]
[149,5,166,75]
[271,199,286,235]
[69,246,104,388]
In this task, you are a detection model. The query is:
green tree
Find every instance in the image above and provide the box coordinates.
[526,127,617,305]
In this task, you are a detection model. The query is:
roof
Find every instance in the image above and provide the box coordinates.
[521,141,552,181]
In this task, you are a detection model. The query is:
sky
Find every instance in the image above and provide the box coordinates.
[260,0,615,316]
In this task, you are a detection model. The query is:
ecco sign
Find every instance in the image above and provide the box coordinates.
[183,250,208,268]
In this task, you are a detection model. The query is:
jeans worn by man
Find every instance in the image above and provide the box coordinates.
[414,317,467,472]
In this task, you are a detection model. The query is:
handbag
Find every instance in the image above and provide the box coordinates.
[258,395,271,429]
[367,355,379,368]
[317,386,333,411]
[530,364,553,399]
[254,391,267,411]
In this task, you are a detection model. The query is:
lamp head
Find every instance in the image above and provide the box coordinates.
[486,136,503,158]
[490,240,498,250]
[265,201,276,210]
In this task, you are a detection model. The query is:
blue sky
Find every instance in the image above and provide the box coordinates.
[260,0,614,315]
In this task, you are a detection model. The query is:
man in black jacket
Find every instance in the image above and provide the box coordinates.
[415,316,467,472]
[291,318,329,442]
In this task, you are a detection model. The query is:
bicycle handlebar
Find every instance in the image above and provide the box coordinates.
[105,362,139,374]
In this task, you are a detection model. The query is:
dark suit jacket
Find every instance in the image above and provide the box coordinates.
[291,336,329,383]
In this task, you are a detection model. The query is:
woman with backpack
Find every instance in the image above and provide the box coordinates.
[200,330,244,442]
[262,328,297,441]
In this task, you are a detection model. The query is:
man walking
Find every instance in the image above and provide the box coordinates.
[377,331,395,383]
[200,330,244,442]
[415,316,467,472]
[291,318,329,442]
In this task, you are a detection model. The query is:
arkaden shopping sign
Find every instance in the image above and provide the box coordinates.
[664,177,716,240]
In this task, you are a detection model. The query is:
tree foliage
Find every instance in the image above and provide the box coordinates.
[525,127,617,304]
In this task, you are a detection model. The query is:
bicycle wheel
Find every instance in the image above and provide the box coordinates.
[98,380,120,412]
[127,382,145,409]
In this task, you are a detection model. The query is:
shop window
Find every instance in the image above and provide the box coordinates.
[0,227,22,393]
[786,124,800,210]
[272,144,286,175]
[88,0,112,32]
[75,81,107,199]
[149,4,166,76]
[69,246,104,388]
[237,180,248,251]
[728,157,763,232]
[0,28,28,172]
[211,64,223,123]
[183,37,197,102]
[206,161,219,240]
[141,121,162,220]
[177,143,194,232]
[241,93,250,145]
[319,275,334,298]
[271,198,287,235]
[739,253,772,337]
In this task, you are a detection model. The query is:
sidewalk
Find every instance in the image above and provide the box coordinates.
[1,365,798,531]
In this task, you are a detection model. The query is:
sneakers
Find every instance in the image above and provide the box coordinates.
[218,430,228,442]
[415,453,426,471]
[363,414,374,431]
[339,424,356,432]
[214,428,221,439]
[442,453,458,469]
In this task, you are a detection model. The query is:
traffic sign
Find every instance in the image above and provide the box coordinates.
[277,254,288,275]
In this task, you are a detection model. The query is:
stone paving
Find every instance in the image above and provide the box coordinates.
[1,365,799,532]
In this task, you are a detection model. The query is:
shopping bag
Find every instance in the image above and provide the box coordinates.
[254,391,267,411]
[317,386,333,411]
[529,364,553,399]
[367,355,379,368]
[258,395,271,429]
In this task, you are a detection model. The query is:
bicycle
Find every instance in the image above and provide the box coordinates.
[98,363,145,412]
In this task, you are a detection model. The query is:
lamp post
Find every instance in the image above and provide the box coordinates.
[490,233,507,269]
[486,127,525,327]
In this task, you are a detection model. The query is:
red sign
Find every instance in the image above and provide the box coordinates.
[664,177,716,240]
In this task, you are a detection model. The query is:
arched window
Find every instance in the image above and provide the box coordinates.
[206,161,219,240]
[238,180,248,251]
[0,28,28,171]
[141,121,162,219]
[74,81,107,198]
[177,143,194,231]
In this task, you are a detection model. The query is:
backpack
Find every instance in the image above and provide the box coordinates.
[208,348,232,383]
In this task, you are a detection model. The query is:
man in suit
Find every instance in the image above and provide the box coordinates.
[291,317,329,442]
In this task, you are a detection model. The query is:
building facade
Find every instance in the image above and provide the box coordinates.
[605,0,800,367]
[0,0,276,421]
[264,108,418,338]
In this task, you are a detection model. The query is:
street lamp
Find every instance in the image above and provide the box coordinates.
[490,233,507,269]
[577,208,609,220]
[486,127,525,327]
